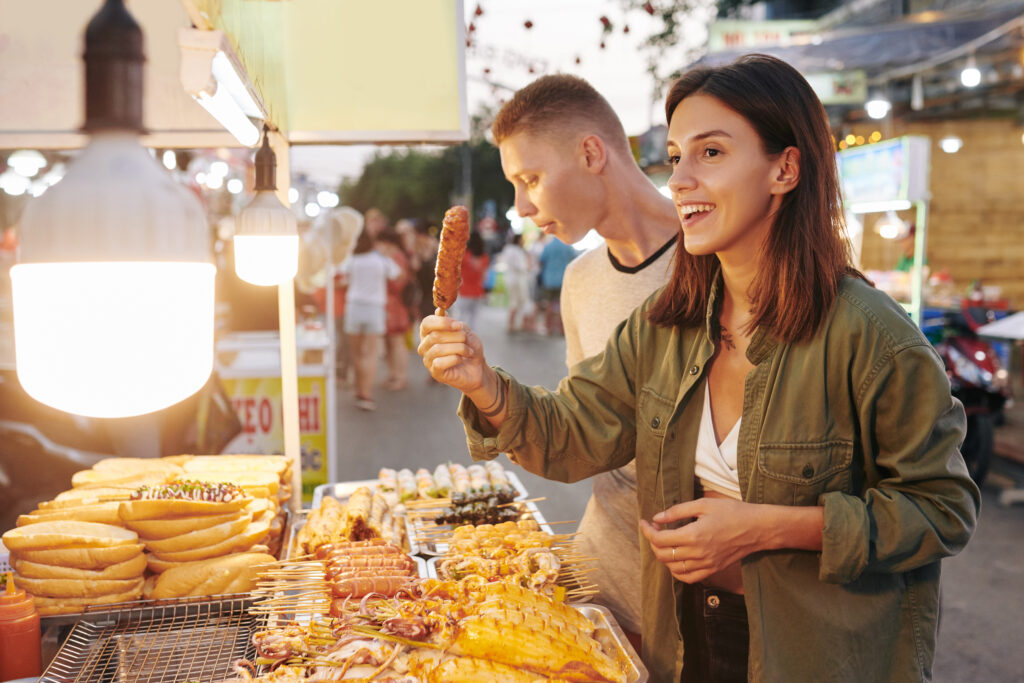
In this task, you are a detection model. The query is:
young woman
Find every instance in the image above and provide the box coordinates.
[419,55,979,683]
[338,230,399,411]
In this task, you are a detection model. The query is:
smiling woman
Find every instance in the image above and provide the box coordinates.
[418,54,979,683]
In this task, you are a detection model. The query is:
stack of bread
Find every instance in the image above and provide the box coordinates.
[3,455,293,613]
[176,455,291,555]
[1,521,146,615]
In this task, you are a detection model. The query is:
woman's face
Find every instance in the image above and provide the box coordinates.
[666,94,791,262]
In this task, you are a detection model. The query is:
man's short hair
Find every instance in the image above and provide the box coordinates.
[491,74,630,155]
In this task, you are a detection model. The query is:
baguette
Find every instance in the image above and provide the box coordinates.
[15,543,145,570]
[2,521,138,550]
[15,574,145,599]
[13,553,147,580]
[149,552,276,599]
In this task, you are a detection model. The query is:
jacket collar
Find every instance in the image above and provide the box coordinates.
[703,268,778,365]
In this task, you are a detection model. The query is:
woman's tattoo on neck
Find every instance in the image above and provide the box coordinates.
[719,325,736,351]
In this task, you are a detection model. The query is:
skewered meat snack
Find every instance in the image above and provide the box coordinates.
[432,205,470,314]
[449,484,517,506]
[433,497,521,526]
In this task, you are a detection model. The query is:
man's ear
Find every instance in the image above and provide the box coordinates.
[770,146,800,195]
[580,134,608,174]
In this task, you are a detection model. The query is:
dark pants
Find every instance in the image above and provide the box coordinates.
[681,584,749,683]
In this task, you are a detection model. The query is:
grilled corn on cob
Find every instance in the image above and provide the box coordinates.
[450,612,626,683]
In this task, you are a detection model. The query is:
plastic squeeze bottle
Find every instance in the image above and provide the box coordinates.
[0,571,42,680]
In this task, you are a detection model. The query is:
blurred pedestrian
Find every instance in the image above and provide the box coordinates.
[337,230,400,411]
[537,236,578,336]
[455,231,490,330]
[377,227,415,392]
[499,233,533,333]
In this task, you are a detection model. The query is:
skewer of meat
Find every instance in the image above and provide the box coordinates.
[432,205,470,316]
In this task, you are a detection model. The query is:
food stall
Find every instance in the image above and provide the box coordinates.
[0,1,646,680]
[1,455,646,682]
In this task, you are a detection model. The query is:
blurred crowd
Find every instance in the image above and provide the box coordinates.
[313,207,581,412]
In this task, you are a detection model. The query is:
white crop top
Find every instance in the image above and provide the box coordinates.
[694,382,742,499]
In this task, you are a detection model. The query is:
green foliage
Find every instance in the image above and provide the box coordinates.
[338,137,513,226]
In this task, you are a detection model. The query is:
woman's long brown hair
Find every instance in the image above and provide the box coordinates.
[648,54,863,343]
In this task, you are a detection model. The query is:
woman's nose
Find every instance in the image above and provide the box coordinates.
[668,161,696,195]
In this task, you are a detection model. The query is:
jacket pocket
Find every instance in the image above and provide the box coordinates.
[636,387,674,513]
[757,440,853,506]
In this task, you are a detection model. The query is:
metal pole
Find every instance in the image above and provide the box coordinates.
[270,129,303,513]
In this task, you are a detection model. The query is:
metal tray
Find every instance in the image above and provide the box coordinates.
[283,507,420,560]
[40,594,259,683]
[573,603,648,683]
[410,499,552,556]
[312,470,530,508]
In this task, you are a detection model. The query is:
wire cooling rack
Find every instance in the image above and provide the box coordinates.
[40,595,259,683]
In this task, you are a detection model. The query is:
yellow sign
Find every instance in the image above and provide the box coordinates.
[221,375,328,503]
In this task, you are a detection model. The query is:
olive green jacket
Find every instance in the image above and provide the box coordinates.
[458,276,979,683]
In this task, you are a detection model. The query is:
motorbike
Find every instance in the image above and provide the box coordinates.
[931,301,1011,485]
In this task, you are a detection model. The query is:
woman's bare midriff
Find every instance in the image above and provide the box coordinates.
[700,489,744,594]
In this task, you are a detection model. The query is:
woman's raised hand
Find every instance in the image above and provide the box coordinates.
[418,315,488,394]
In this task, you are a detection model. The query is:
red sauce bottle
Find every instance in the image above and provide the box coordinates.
[0,572,42,680]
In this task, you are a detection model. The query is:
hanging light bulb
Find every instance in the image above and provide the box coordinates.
[233,127,299,286]
[876,211,907,240]
[939,135,963,154]
[10,0,214,418]
[865,91,891,120]
[961,53,981,88]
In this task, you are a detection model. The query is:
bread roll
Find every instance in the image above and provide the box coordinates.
[143,513,251,554]
[149,552,275,599]
[71,470,172,489]
[16,543,144,570]
[39,488,132,508]
[13,552,147,580]
[32,584,144,616]
[17,501,122,527]
[118,496,250,521]
[15,574,144,599]
[91,458,184,475]
[2,521,138,550]
[148,520,270,564]
[122,510,244,540]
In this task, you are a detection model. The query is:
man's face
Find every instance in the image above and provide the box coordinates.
[499,131,598,246]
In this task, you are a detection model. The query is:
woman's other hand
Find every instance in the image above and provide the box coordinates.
[640,498,762,584]
[640,498,823,585]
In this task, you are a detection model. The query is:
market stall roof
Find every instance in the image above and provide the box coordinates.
[0,0,467,149]
[700,1,1024,81]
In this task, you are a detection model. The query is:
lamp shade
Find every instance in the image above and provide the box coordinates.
[234,191,299,286]
[11,132,215,418]
[233,130,298,286]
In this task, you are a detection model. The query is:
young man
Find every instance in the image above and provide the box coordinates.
[492,75,679,643]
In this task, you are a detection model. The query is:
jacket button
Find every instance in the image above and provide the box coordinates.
[689,365,699,375]
[651,417,661,429]
[802,464,815,478]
